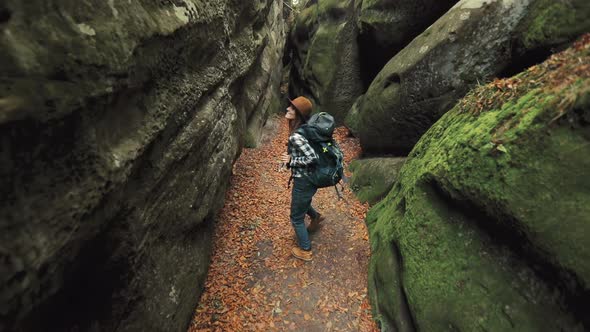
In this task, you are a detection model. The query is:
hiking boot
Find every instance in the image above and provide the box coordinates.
[292,247,313,261]
[307,213,325,233]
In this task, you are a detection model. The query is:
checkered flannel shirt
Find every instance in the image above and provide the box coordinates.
[288,132,319,178]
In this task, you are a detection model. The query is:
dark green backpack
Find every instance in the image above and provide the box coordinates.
[296,112,344,188]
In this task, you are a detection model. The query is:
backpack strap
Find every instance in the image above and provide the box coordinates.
[295,126,307,137]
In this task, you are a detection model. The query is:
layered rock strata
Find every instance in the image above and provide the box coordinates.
[0,1,286,331]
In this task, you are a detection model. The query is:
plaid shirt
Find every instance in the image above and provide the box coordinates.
[288,132,318,177]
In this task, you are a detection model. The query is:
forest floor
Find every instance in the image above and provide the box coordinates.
[188,115,379,332]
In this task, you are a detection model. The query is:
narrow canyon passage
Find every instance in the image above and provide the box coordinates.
[3,1,588,330]
[189,116,379,331]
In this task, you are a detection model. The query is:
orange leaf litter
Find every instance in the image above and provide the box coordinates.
[189,116,379,332]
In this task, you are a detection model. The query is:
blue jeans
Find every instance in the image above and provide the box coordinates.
[290,176,319,250]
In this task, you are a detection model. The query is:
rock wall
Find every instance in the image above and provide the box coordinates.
[349,157,406,205]
[288,0,455,122]
[0,1,286,331]
[347,0,590,155]
[288,0,590,330]
[357,0,458,87]
[288,0,363,122]
[366,35,590,331]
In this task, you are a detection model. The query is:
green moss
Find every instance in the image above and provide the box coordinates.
[367,50,590,329]
[306,23,342,88]
[518,0,590,49]
[367,234,412,332]
[298,5,318,27]
[360,0,381,11]
[294,0,354,111]
[295,0,348,26]
[317,0,349,15]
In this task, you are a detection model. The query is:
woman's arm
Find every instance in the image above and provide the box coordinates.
[289,133,319,167]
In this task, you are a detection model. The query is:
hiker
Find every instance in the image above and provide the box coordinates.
[280,96,325,261]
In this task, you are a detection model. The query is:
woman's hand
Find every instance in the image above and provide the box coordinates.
[280,152,291,164]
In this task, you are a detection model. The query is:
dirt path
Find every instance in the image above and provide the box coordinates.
[188,116,379,331]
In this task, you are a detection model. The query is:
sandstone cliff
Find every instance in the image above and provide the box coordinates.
[288,0,457,122]
[0,1,286,330]
[347,0,590,154]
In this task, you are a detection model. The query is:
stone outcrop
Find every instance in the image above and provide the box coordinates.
[347,0,590,155]
[0,0,286,331]
[357,0,458,87]
[288,0,363,122]
[349,157,406,205]
[288,0,458,122]
[289,0,363,122]
[366,36,590,331]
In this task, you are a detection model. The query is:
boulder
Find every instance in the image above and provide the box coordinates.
[0,0,286,331]
[357,0,458,87]
[288,0,363,122]
[347,0,590,155]
[349,157,406,205]
[366,36,590,331]
[514,0,590,55]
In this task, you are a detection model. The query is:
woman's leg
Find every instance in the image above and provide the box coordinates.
[290,177,318,250]
[306,205,319,219]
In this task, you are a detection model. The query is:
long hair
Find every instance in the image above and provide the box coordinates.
[288,115,303,135]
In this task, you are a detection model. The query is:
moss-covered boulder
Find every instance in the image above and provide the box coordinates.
[367,35,590,331]
[349,157,406,205]
[0,0,286,331]
[347,0,590,155]
[288,0,363,122]
[357,0,458,87]
[514,0,590,54]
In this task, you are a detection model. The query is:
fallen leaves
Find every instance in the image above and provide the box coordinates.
[188,116,379,331]
[460,33,590,116]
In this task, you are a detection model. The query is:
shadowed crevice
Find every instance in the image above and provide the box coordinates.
[390,241,417,332]
[425,178,590,329]
[0,7,11,24]
[499,45,555,78]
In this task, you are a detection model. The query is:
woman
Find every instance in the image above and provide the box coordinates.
[280,96,325,261]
